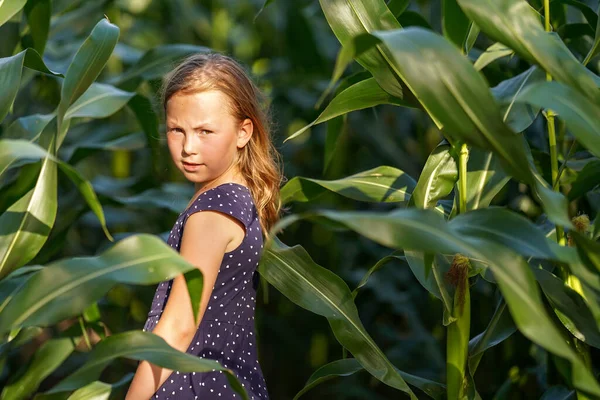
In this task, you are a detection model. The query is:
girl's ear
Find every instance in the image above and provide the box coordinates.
[237,118,253,148]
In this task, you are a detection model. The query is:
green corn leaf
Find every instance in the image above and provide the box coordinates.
[468,299,516,374]
[0,139,112,243]
[456,0,600,104]
[45,331,248,400]
[0,137,57,279]
[57,18,119,149]
[285,77,407,142]
[292,359,364,400]
[270,208,600,396]
[371,27,572,228]
[534,266,600,349]
[281,166,415,204]
[411,141,457,210]
[0,48,62,123]
[109,44,210,91]
[318,0,408,100]
[1,338,75,400]
[0,0,27,26]
[260,238,418,399]
[24,0,51,55]
[515,81,600,159]
[0,234,197,335]
[473,42,514,71]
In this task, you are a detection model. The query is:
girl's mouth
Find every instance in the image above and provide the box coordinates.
[182,161,202,171]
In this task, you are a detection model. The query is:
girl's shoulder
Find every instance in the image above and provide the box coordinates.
[181,182,257,229]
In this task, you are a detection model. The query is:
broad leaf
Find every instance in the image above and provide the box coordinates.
[515,81,600,159]
[100,182,193,214]
[448,208,572,262]
[318,0,408,99]
[280,166,415,204]
[534,267,600,349]
[408,141,457,324]
[582,3,600,65]
[411,141,457,210]
[468,299,516,374]
[1,338,75,400]
[57,18,120,148]
[293,359,363,400]
[4,113,55,142]
[568,160,600,200]
[64,82,135,120]
[66,375,133,400]
[442,0,470,50]
[271,208,600,396]
[456,0,600,104]
[0,48,62,123]
[473,42,514,71]
[260,238,417,399]
[109,44,210,90]
[491,66,545,133]
[324,115,346,175]
[0,138,57,279]
[0,139,112,241]
[286,77,407,142]
[463,148,509,212]
[0,234,197,335]
[24,0,51,55]
[46,331,248,400]
[0,0,26,26]
[128,94,166,179]
[372,27,571,227]
[351,252,405,299]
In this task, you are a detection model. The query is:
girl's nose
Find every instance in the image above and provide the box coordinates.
[183,134,198,155]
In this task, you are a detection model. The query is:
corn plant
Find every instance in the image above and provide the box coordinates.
[0,2,249,399]
[1,0,600,399]
[260,0,600,399]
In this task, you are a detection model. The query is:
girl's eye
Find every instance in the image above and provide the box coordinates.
[200,130,212,135]
[168,127,183,134]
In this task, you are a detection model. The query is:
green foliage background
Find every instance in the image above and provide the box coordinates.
[1,0,600,399]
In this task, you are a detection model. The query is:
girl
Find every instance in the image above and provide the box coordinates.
[126,52,283,400]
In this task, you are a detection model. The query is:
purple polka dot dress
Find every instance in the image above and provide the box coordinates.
[143,182,269,399]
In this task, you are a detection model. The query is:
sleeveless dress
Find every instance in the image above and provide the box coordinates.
[142,182,270,400]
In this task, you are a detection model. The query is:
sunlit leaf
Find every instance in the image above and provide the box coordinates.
[0,234,196,334]
[281,166,415,204]
[411,141,457,210]
[372,27,572,227]
[260,238,417,399]
[57,18,120,148]
[0,0,27,26]
[318,0,408,100]
[271,208,600,396]
[473,42,514,71]
[515,81,600,159]
[46,331,248,400]
[456,0,600,104]
[0,48,62,123]
[286,77,407,142]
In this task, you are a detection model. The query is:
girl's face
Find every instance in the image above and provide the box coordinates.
[165,90,252,190]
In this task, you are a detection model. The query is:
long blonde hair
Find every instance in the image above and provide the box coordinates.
[160,52,284,238]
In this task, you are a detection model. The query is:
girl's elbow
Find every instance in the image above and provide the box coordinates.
[154,318,196,348]
[176,323,198,343]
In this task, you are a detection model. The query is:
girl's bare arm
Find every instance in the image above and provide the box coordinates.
[125,210,242,399]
